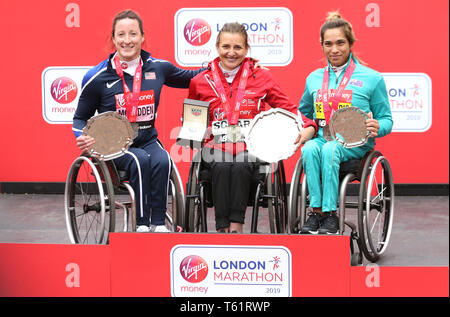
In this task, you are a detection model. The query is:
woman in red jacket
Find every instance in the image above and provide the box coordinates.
[188,22,316,233]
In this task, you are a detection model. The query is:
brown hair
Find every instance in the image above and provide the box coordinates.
[112,9,144,37]
[216,22,250,48]
[319,11,364,63]
[320,11,356,46]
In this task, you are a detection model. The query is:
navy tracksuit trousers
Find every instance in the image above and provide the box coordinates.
[113,140,171,226]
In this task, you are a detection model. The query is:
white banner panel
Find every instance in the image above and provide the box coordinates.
[170,244,292,297]
[382,73,432,132]
[42,66,90,124]
[174,7,293,66]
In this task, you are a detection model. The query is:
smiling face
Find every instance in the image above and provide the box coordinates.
[216,32,249,71]
[322,27,352,67]
[112,18,145,61]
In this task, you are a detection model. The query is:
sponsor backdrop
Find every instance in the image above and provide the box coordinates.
[0,0,448,186]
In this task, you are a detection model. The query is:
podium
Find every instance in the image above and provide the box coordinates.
[0,233,448,297]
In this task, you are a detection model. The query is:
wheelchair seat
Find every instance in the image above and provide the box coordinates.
[184,151,288,234]
[197,160,268,208]
[339,159,363,179]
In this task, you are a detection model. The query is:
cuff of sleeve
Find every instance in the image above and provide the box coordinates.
[302,120,318,136]
[73,129,83,138]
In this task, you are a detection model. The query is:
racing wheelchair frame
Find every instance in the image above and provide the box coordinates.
[289,150,395,264]
[184,149,288,234]
[64,154,184,244]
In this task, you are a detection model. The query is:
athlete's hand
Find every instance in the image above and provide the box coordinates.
[76,135,95,154]
[294,126,316,152]
[366,112,380,138]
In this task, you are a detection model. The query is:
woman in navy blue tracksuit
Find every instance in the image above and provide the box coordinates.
[73,10,202,232]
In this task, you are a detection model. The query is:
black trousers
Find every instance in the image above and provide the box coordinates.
[202,147,260,230]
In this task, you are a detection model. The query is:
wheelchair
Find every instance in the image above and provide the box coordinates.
[184,149,288,234]
[64,154,185,244]
[288,150,394,264]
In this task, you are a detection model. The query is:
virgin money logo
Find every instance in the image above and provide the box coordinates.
[184,18,211,46]
[50,77,78,104]
[191,108,202,116]
[180,255,208,283]
[214,108,225,121]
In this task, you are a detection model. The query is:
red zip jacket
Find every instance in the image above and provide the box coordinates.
[187,57,317,154]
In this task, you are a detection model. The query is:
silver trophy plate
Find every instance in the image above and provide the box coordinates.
[82,111,134,161]
[329,106,370,148]
[245,108,303,163]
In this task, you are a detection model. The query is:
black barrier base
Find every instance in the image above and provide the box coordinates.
[1,182,448,196]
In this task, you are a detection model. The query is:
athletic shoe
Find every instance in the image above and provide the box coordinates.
[300,212,322,234]
[318,212,339,234]
[136,225,151,233]
[151,225,171,233]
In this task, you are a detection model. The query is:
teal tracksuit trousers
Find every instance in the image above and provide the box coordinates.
[301,135,372,212]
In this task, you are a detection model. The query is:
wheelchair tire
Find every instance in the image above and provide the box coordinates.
[358,151,395,262]
[64,156,115,244]
[198,184,208,232]
[288,158,303,233]
[289,159,310,234]
[274,161,288,233]
[166,160,185,231]
[250,182,263,233]
[185,152,201,232]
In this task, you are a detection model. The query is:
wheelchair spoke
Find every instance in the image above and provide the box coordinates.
[369,211,381,235]
[78,209,100,244]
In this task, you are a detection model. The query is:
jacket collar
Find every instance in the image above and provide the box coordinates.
[107,50,151,70]
[326,52,359,71]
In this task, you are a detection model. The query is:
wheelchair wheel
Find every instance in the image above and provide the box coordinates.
[185,151,201,232]
[262,161,288,234]
[358,151,395,262]
[289,158,310,234]
[166,160,185,232]
[289,158,303,233]
[274,161,288,233]
[64,156,115,244]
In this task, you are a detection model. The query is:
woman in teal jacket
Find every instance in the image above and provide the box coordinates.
[294,11,393,234]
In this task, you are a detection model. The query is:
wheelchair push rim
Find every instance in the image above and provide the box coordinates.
[165,159,185,232]
[358,152,394,261]
[64,156,115,244]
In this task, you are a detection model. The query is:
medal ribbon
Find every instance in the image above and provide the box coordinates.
[321,58,356,124]
[113,55,142,123]
[210,58,250,125]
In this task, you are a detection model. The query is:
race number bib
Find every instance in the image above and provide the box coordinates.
[115,90,155,129]
[212,118,252,143]
[315,89,353,121]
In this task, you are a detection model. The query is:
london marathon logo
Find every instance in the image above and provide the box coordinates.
[184,18,211,46]
[50,77,78,104]
[180,255,209,283]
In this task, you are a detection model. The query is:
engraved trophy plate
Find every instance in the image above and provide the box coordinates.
[329,106,370,148]
[177,99,210,148]
[245,108,303,163]
[323,125,333,141]
[82,111,134,161]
